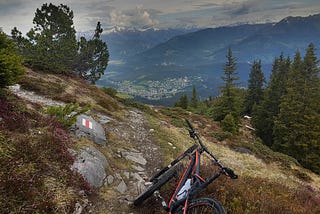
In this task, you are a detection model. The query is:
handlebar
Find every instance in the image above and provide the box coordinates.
[222,167,238,179]
[185,119,206,148]
[185,119,238,179]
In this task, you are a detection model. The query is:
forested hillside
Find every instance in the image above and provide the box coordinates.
[175,44,320,175]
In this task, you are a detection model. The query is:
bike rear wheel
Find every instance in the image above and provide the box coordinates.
[182,197,226,214]
[133,163,182,206]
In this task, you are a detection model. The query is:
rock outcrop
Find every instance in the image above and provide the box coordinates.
[71,146,108,188]
[73,114,107,145]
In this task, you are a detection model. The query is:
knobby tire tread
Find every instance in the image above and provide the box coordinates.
[184,197,226,214]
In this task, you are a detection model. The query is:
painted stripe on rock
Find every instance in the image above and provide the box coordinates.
[82,118,93,129]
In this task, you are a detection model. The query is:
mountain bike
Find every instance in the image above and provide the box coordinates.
[134,119,238,214]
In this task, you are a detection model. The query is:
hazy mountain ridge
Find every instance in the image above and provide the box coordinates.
[98,13,320,105]
[133,13,320,65]
[133,24,273,65]
[101,28,198,60]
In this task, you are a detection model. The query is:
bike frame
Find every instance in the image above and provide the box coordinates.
[166,146,224,214]
[147,119,237,214]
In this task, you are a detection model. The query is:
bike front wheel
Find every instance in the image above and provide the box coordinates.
[180,197,226,214]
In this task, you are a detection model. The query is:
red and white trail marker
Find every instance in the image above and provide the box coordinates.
[82,118,93,129]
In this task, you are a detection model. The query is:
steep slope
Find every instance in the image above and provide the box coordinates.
[1,68,319,213]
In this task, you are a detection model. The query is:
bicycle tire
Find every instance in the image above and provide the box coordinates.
[175,197,226,214]
[133,163,181,206]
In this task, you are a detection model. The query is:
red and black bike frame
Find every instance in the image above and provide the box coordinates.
[166,146,226,214]
[166,119,237,213]
[151,119,238,214]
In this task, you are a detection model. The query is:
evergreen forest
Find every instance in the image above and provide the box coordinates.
[175,45,320,174]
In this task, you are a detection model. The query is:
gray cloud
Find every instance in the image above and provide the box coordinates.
[192,3,220,8]
[223,0,264,17]
[0,0,320,34]
[207,0,320,27]
[106,6,161,30]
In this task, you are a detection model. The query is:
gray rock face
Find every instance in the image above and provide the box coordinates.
[116,180,128,194]
[105,175,114,185]
[96,113,113,124]
[74,114,107,145]
[121,151,147,165]
[71,146,108,187]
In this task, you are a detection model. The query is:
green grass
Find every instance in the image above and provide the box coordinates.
[206,169,320,214]
[116,93,133,99]
[146,114,194,166]
[19,75,67,98]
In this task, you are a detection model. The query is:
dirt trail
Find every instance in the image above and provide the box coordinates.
[9,83,164,213]
[9,84,65,106]
[87,109,164,214]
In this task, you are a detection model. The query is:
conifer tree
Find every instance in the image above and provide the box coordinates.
[11,27,32,58]
[174,95,188,109]
[213,48,241,121]
[273,44,320,173]
[190,85,199,108]
[221,113,238,134]
[253,53,290,146]
[11,4,109,83]
[244,60,265,115]
[74,21,109,84]
[0,31,24,88]
[273,52,304,152]
[26,3,77,73]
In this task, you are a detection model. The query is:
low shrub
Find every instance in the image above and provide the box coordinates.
[120,99,154,115]
[170,118,186,128]
[208,173,320,214]
[95,94,119,112]
[227,138,300,168]
[19,76,66,97]
[136,163,320,214]
[221,113,238,134]
[0,124,91,213]
[213,131,233,141]
[159,107,189,119]
[0,95,92,213]
[45,103,91,127]
[101,87,117,97]
[0,95,32,132]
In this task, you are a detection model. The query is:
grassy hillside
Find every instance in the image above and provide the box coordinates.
[0,68,319,213]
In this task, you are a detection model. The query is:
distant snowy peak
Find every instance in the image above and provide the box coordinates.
[104,26,159,35]
[277,13,320,26]
[104,26,126,34]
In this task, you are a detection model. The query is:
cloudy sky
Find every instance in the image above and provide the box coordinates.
[1,0,320,34]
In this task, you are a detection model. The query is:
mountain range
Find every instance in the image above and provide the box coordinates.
[97,13,320,106]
